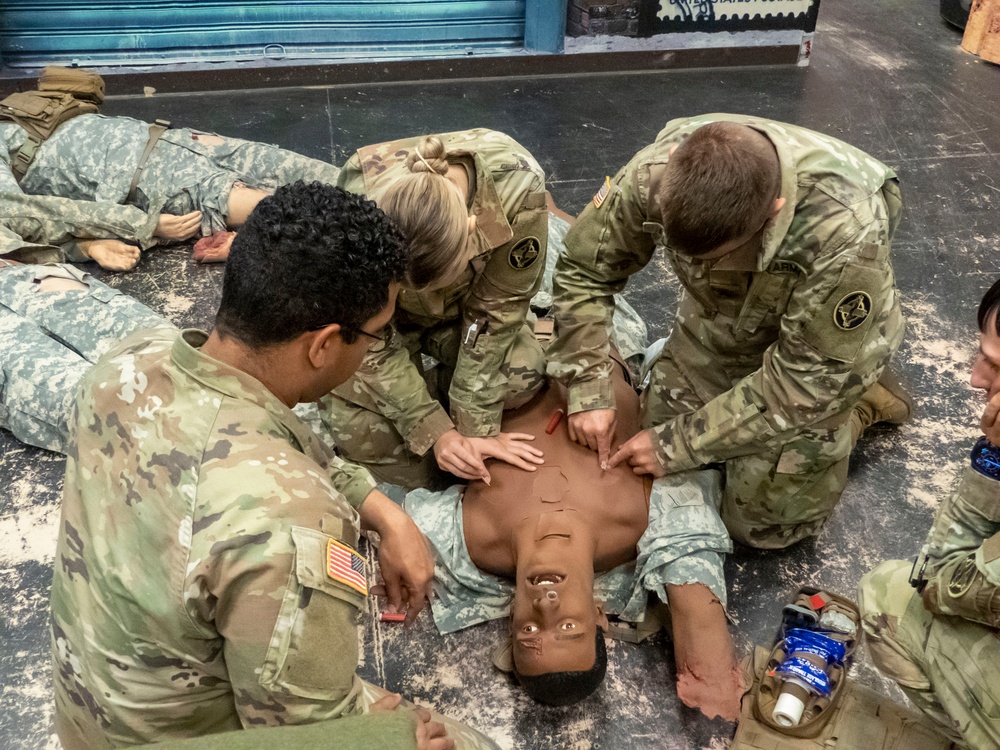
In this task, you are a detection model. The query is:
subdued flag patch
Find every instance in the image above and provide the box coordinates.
[327,538,368,595]
[593,176,611,208]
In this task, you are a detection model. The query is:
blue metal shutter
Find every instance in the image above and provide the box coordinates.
[0,1,528,67]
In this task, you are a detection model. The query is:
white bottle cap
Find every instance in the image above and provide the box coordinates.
[773,688,806,727]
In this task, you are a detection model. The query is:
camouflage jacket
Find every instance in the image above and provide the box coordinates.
[916,448,1000,630]
[338,129,547,443]
[50,328,379,749]
[548,113,905,472]
[0,121,160,261]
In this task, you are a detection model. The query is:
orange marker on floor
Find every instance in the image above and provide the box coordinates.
[545,408,565,435]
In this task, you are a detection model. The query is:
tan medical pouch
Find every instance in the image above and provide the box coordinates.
[37,65,106,104]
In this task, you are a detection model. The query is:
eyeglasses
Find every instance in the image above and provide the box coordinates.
[310,322,394,352]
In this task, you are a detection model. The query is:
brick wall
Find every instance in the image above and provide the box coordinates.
[567,0,641,37]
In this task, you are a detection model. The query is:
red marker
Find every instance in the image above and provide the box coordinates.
[545,408,565,435]
[379,612,406,623]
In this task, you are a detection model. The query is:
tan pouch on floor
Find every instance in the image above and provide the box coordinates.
[732,646,955,750]
[37,65,106,104]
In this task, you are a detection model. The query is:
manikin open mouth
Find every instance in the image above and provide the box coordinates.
[530,574,565,586]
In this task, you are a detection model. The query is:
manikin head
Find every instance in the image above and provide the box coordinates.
[378,135,479,291]
[972,277,1000,399]
[508,511,609,706]
[659,122,786,259]
[213,181,407,401]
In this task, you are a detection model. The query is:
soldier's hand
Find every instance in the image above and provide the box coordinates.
[369,693,403,712]
[415,706,455,750]
[155,211,202,242]
[567,408,617,469]
[468,433,544,477]
[434,429,489,482]
[360,491,435,625]
[608,429,667,477]
[981,391,1000,446]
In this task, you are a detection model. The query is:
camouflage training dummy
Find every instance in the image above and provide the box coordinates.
[48,182,495,750]
[860,278,1000,749]
[548,114,910,549]
[0,113,340,270]
[321,130,550,493]
[406,354,740,716]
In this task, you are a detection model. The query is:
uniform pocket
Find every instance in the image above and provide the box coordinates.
[259,527,366,700]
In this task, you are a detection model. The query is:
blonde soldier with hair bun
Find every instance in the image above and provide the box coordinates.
[325,130,549,494]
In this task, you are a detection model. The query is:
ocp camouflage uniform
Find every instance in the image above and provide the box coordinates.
[860,451,1000,749]
[322,129,548,487]
[2,113,341,243]
[548,113,905,549]
[49,326,496,749]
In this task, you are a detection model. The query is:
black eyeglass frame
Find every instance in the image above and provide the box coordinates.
[309,322,393,352]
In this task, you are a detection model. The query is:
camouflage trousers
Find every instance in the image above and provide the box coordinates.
[642,345,854,549]
[0,263,169,452]
[322,322,545,489]
[860,559,1000,749]
[136,128,342,236]
[359,681,500,750]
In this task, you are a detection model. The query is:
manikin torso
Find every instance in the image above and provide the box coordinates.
[463,362,652,578]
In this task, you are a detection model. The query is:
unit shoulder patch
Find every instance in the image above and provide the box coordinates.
[326,538,368,596]
[833,291,872,331]
[509,236,541,270]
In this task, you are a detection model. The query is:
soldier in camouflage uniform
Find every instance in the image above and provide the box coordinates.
[0,113,341,269]
[859,279,1000,749]
[322,129,549,489]
[49,182,495,750]
[548,114,908,549]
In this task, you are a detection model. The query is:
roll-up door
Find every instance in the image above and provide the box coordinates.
[0,1,528,67]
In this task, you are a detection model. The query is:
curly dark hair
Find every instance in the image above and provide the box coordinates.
[979,278,1000,336]
[215,181,407,348]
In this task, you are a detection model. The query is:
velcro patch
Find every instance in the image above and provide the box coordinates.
[326,539,368,596]
[509,236,541,269]
[833,291,872,331]
[593,176,611,208]
[983,532,1000,564]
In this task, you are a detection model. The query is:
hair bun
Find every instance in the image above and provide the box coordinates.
[407,136,450,175]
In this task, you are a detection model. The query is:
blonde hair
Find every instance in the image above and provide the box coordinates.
[379,136,470,290]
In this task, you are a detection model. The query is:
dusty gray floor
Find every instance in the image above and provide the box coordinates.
[3,1,1000,747]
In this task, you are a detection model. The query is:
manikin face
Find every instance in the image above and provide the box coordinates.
[510,515,604,676]
[971,310,1000,399]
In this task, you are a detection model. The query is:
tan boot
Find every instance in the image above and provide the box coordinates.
[850,369,914,444]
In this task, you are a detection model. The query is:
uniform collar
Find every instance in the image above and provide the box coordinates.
[753,126,797,270]
[170,329,332,461]
[448,147,514,253]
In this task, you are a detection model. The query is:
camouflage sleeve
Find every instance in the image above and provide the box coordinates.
[546,159,657,414]
[918,458,1000,629]
[336,153,364,194]
[203,449,368,727]
[652,207,901,472]
[326,452,379,509]
[332,334,455,456]
[0,183,161,259]
[449,175,548,437]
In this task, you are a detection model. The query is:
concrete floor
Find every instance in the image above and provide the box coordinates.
[3,1,1000,747]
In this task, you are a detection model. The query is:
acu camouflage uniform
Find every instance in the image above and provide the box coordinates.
[323,129,548,488]
[2,113,341,248]
[0,263,170,452]
[548,113,905,549]
[0,127,161,262]
[860,453,1000,749]
[49,327,498,750]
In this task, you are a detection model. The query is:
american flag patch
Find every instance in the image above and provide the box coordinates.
[326,539,368,595]
[593,176,611,208]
